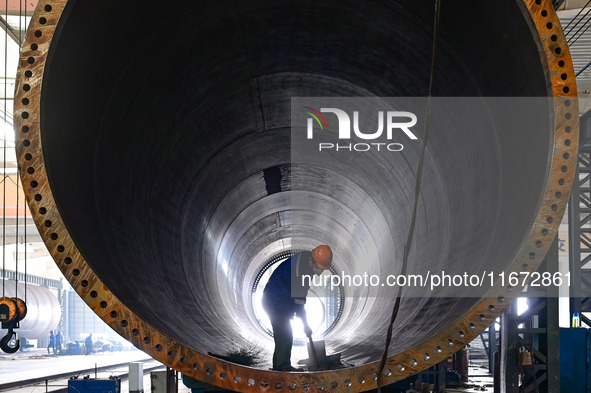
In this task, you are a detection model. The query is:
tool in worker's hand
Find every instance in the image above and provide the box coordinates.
[307,332,319,371]
[298,339,343,370]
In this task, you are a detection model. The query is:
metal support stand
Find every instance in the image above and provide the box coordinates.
[166,367,178,393]
[415,362,445,393]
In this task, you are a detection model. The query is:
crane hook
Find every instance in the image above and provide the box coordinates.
[0,325,20,353]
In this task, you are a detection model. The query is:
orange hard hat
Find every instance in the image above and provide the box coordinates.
[312,245,333,270]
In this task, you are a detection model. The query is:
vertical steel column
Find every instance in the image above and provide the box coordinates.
[501,303,520,393]
[500,239,560,393]
[569,110,591,315]
[57,285,66,341]
[539,240,560,393]
[489,322,497,373]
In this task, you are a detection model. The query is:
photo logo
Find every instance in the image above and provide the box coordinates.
[303,107,418,152]
[303,106,329,131]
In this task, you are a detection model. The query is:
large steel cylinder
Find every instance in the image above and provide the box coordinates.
[14,0,578,391]
[0,281,60,340]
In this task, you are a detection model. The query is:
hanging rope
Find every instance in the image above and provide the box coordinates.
[15,173,19,299]
[22,185,26,303]
[16,0,28,302]
[0,0,30,301]
[22,0,26,305]
[1,0,7,299]
[376,1,441,391]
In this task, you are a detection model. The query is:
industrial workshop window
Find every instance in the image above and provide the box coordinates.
[251,251,344,342]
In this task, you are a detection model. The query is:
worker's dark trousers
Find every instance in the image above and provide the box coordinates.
[262,296,293,370]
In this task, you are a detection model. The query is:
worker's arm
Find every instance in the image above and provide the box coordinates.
[294,300,313,337]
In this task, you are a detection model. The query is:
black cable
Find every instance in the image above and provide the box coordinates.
[15,171,19,300]
[23,0,28,304]
[566,7,591,40]
[567,6,591,44]
[15,0,23,300]
[2,0,7,298]
[564,0,591,37]
[23,178,26,303]
[16,0,23,304]
[569,17,591,46]
[376,1,441,391]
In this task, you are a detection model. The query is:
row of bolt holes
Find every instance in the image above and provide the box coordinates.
[179,338,474,391]
[196,368,380,390]
[20,8,70,261]
[537,3,572,94]
[19,7,71,249]
[11,5,177,366]
[19,3,573,390]
[530,0,573,293]
[501,4,572,302]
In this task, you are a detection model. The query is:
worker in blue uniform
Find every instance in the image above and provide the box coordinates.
[262,245,333,371]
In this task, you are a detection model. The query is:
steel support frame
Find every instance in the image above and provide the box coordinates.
[501,240,560,393]
[569,109,591,314]
[0,14,21,46]
[57,287,65,338]
[414,362,445,393]
[0,268,62,289]
[489,322,498,373]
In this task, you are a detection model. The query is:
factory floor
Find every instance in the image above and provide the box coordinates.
[444,363,493,393]
[0,348,179,393]
[0,372,192,393]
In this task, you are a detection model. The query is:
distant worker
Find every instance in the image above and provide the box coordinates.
[262,245,333,371]
[47,330,56,355]
[85,333,93,355]
[55,331,63,355]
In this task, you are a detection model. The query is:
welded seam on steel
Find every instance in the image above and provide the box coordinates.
[13,1,579,392]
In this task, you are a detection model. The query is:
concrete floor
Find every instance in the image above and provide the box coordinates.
[0,348,148,384]
[0,372,193,393]
[0,348,191,393]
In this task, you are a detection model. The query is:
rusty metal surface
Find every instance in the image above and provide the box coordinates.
[13,0,578,392]
[13,297,26,321]
[0,297,17,323]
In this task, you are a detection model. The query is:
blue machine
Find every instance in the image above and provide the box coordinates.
[559,328,591,392]
[68,378,120,393]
